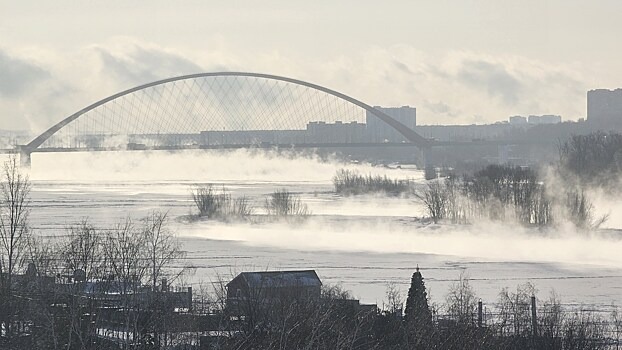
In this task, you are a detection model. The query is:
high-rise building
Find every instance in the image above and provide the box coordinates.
[509,116,527,125]
[587,89,622,125]
[528,114,561,124]
[366,106,417,142]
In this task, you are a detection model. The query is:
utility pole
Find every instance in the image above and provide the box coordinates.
[478,299,483,328]
[531,295,538,337]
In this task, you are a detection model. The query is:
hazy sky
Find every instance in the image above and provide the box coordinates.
[1,0,622,132]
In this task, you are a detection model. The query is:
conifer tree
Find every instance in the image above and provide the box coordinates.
[404,266,433,330]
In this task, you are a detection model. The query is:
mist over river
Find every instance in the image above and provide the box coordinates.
[18,150,622,310]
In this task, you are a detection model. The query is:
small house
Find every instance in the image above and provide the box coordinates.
[226,270,322,315]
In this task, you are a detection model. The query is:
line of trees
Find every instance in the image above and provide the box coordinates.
[0,157,193,348]
[179,268,622,350]
[0,211,191,349]
[371,269,620,350]
[558,131,622,189]
[418,132,622,228]
[418,164,605,229]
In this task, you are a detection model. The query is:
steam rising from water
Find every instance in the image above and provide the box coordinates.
[27,149,422,182]
[591,188,622,229]
[19,150,622,269]
[180,217,622,268]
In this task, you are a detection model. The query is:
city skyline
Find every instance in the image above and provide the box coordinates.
[2,1,622,132]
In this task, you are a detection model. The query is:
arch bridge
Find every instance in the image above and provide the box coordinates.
[19,72,432,167]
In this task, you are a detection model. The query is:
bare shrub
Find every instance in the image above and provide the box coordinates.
[496,282,537,337]
[333,169,412,195]
[562,309,607,350]
[265,189,310,218]
[191,185,253,220]
[563,188,608,229]
[230,196,253,218]
[385,282,404,316]
[538,290,564,341]
[191,185,227,217]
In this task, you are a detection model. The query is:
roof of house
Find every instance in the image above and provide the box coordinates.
[227,270,322,289]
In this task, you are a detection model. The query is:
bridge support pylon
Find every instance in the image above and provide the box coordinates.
[417,147,431,169]
[18,146,32,168]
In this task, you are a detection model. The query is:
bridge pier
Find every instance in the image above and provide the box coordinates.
[18,146,32,168]
[417,147,431,169]
[420,147,439,180]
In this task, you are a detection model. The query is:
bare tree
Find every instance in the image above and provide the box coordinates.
[445,271,478,325]
[418,181,446,223]
[103,218,147,288]
[0,156,31,340]
[142,211,186,291]
[141,210,188,348]
[61,219,102,281]
[444,177,466,224]
[496,282,537,337]
[101,218,148,348]
[538,290,565,346]
[58,219,104,350]
[26,235,58,278]
[385,282,404,316]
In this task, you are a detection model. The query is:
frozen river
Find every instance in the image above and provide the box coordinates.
[20,150,622,312]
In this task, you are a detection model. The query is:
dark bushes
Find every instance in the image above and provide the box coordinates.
[191,185,252,220]
[333,169,412,195]
[417,165,604,228]
[559,132,622,188]
[192,186,310,221]
[265,189,310,218]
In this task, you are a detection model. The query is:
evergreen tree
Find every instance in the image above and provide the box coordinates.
[404,266,433,329]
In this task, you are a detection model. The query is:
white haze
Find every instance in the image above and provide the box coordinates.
[180,217,622,268]
[27,149,422,183]
[590,187,622,230]
[19,150,622,270]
